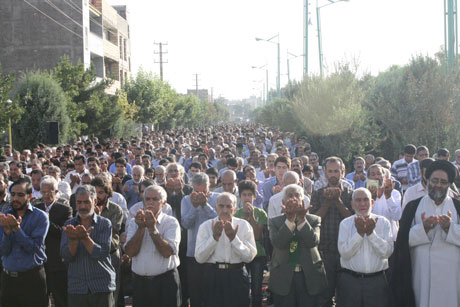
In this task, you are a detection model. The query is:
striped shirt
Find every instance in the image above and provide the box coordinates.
[390,158,410,191]
[407,160,421,187]
[60,214,116,294]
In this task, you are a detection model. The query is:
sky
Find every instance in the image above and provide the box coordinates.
[109,0,445,100]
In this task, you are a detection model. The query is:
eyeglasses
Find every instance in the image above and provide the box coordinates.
[429,178,450,186]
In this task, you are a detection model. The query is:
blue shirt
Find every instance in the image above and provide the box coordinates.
[108,163,133,175]
[345,171,367,189]
[181,192,218,257]
[123,179,142,209]
[261,176,281,211]
[60,214,116,294]
[0,204,49,272]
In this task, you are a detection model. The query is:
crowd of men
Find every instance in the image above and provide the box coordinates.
[0,124,459,307]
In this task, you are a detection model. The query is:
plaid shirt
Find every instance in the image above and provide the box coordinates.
[310,185,353,253]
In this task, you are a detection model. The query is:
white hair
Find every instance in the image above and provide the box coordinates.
[352,187,372,201]
[132,165,145,175]
[217,192,237,207]
[40,175,58,191]
[282,184,304,202]
[144,185,167,203]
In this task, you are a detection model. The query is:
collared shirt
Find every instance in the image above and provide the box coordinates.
[407,160,421,186]
[0,204,49,272]
[128,201,173,221]
[390,158,410,191]
[345,171,367,189]
[338,213,393,273]
[32,187,42,200]
[234,207,267,257]
[267,191,310,220]
[126,212,181,276]
[181,193,218,257]
[262,176,281,211]
[372,190,402,241]
[195,216,257,264]
[58,180,72,200]
[100,201,123,255]
[310,185,354,253]
[60,214,115,294]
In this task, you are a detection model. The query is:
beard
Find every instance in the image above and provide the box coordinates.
[78,207,94,219]
[97,197,108,207]
[12,200,28,212]
[428,183,448,203]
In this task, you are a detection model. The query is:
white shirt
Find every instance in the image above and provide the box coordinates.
[338,213,393,273]
[372,190,402,241]
[128,201,173,221]
[409,195,460,307]
[267,191,310,220]
[110,192,129,224]
[195,216,257,264]
[32,187,42,200]
[57,180,71,200]
[126,212,181,276]
[64,169,89,193]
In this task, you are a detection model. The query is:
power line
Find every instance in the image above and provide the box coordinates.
[45,0,83,28]
[22,0,83,39]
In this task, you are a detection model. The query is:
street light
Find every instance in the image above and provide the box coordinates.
[252,65,269,104]
[6,99,12,147]
[255,34,280,98]
[287,51,304,83]
[316,0,349,77]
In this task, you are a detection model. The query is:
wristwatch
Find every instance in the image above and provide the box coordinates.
[150,228,159,236]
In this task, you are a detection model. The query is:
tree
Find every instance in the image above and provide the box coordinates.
[14,71,71,149]
[0,64,23,135]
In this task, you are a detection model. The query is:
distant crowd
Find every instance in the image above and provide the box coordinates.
[0,123,458,307]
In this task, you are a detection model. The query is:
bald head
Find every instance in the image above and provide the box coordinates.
[221,170,237,193]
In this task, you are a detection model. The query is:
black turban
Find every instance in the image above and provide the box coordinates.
[425,159,457,183]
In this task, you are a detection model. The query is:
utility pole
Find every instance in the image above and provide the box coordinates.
[444,0,458,72]
[154,42,168,81]
[193,73,200,96]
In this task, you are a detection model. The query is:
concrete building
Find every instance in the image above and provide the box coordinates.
[0,0,131,94]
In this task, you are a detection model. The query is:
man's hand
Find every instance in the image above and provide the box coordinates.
[134,209,146,228]
[70,173,80,184]
[382,178,394,199]
[364,217,378,236]
[6,214,21,233]
[190,192,201,208]
[75,225,94,240]
[282,199,297,222]
[421,212,439,233]
[439,211,452,233]
[0,214,11,235]
[272,185,283,195]
[243,202,255,220]
[94,205,102,215]
[223,221,239,242]
[212,219,224,241]
[295,202,310,224]
[354,216,366,237]
[359,173,366,181]
[145,210,157,231]
[62,225,79,240]
[353,172,360,183]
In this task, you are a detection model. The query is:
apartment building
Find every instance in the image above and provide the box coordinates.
[0,0,131,94]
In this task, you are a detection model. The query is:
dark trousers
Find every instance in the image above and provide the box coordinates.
[132,268,181,307]
[46,269,68,307]
[336,271,390,307]
[68,292,114,307]
[1,266,48,307]
[318,251,341,307]
[246,256,266,307]
[187,257,205,307]
[203,264,250,307]
[273,271,318,307]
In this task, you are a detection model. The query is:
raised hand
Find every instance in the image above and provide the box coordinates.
[63,225,79,239]
[364,217,378,236]
[94,205,101,215]
[272,185,283,195]
[354,216,367,237]
[421,212,439,233]
[6,214,21,233]
[382,178,394,199]
[212,219,224,241]
[295,202,310,223]
[439,210,452,233]
[144,210,157,231]
[243,202,254,220]
[223,221,239,242]
[282,199,298,222]
[190,192,201,208]
[75,224,93,239]
[134,209,146,228]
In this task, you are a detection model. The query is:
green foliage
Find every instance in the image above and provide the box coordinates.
[14,71,71,149]
[0,65,24,134]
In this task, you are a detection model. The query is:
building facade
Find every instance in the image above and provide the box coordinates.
[0,0,131,94]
